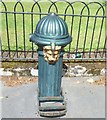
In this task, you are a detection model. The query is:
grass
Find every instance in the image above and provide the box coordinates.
[1,1,105,52]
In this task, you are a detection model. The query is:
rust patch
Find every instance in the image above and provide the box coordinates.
[0,76,38,87]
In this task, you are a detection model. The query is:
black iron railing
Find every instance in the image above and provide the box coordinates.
[0,0,106,61]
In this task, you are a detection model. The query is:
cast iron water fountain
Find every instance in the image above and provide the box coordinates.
[30,13,72,117]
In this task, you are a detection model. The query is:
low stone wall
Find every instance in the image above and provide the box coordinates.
[0,62,106,87]
[0,62,106,77]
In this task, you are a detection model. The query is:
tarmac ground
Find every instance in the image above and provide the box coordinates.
[0,76,105,118]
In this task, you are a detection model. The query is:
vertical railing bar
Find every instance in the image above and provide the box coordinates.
[95,17,104,58]
[31,2,35,58]
[89,17,97,58]
[31,1,42,58]
[75,16,82,55]
[31,38,34,58]
[82,16,89,58]
[68,12,74,59]
[64,12,66,21]
[31,12,34,58]
[103,2,106,59]
[5,11,11,57]
[102,37,106,58]
[70,15,74,36]
[68,15,74,55]
[2,2,11,57]
[14,13,18,58]
[39,10,41,19]
[31,5,35,58]
[64,2,74,59]
[0,16,3,58]
[14,2,19,58]
[22,8,26,58]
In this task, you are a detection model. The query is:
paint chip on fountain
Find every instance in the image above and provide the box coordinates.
[30,68,38,76]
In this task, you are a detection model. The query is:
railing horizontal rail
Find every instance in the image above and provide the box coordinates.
[0,11,106,18]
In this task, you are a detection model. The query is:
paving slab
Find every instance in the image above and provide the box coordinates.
[0,76,105,118]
